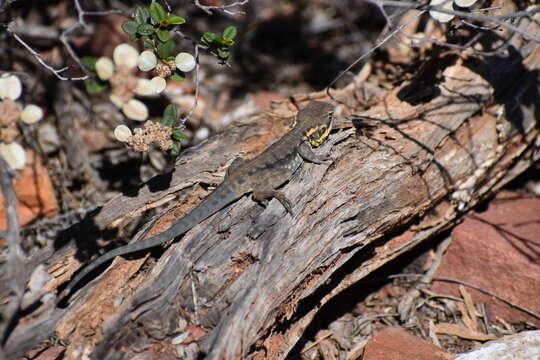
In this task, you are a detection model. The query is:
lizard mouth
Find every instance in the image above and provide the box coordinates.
[305,114,334,147]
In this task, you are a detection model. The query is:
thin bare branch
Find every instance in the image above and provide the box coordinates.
[374,0,540,43]
[180,45,202,125]
[74,0,122,25]
[0,158,26,348]
[6,28,88,81]
[326,10,426,99]
[193,0,249,15]
[7,0,122,81]
[66,0,123,75]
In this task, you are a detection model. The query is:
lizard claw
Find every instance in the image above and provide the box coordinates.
[273,192,294,216]
[253,191,294,216]
[322,154,333,165]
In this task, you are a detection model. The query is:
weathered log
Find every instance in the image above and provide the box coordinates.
[4,11,539,360]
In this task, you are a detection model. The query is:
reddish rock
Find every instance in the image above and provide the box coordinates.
[27,346,65,360]
[433,191,540,325]
[186,325,207,342]
[253,92,285,110]
[0,150,58,231]
[363,327,451,360]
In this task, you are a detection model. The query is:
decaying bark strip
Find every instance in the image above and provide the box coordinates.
[5,11,539,360]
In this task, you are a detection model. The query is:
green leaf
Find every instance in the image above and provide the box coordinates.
[137,23,155,36]
[169,141,182,156]
[222,26,237,41]
[85,79,108,94]
[157,39,176,59]
[172,127,184,141]
[201,32,218,45]
[149,2,166,23]
[169,15,185,25]
[217,47,230,60]
[143,38,154,49]
[170,70,185,82]
[129,32,139,41]
[156,28,170,42]
[135,7,150,24]
[122,20,138,35]
[221,38,234,46]
[81,56,98,71]
[161,104,177,127]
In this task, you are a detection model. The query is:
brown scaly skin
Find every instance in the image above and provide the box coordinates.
[60,101,334,301]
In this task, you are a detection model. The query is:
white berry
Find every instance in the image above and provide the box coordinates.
[113,43,139,69]
[122,99,148,121]
[429,0,455,23]
[95,57,115,80]
[20,104,44,124]
[175,52,196,72]
[150,76,167,93]
[137,51,158,72]
[0,74,22,100]
[0,142,26,170]
[114,125,133,142]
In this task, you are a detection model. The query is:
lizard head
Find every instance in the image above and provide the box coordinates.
[297,101,334,147]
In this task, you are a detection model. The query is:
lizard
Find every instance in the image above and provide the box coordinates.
[60,101,335,300]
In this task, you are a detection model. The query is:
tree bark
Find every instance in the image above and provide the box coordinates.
[5,11,539,360]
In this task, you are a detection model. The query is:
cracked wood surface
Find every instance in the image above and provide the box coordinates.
[5,13,540,360]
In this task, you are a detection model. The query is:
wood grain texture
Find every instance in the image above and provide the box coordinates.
[5,13,539,360]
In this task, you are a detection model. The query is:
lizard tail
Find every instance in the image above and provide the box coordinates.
[59,183,239,302]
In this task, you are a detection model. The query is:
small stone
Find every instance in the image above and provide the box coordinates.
[433,191,540,326]
[37,123,61,154]
[0,150,58,230]
[455,331,540,360]
[363,327,452,360]
[20,104,44,124]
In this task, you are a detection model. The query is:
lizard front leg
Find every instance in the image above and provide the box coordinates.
[253,189,293,215]
[251,168,295,215]
[297,142,332,164]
